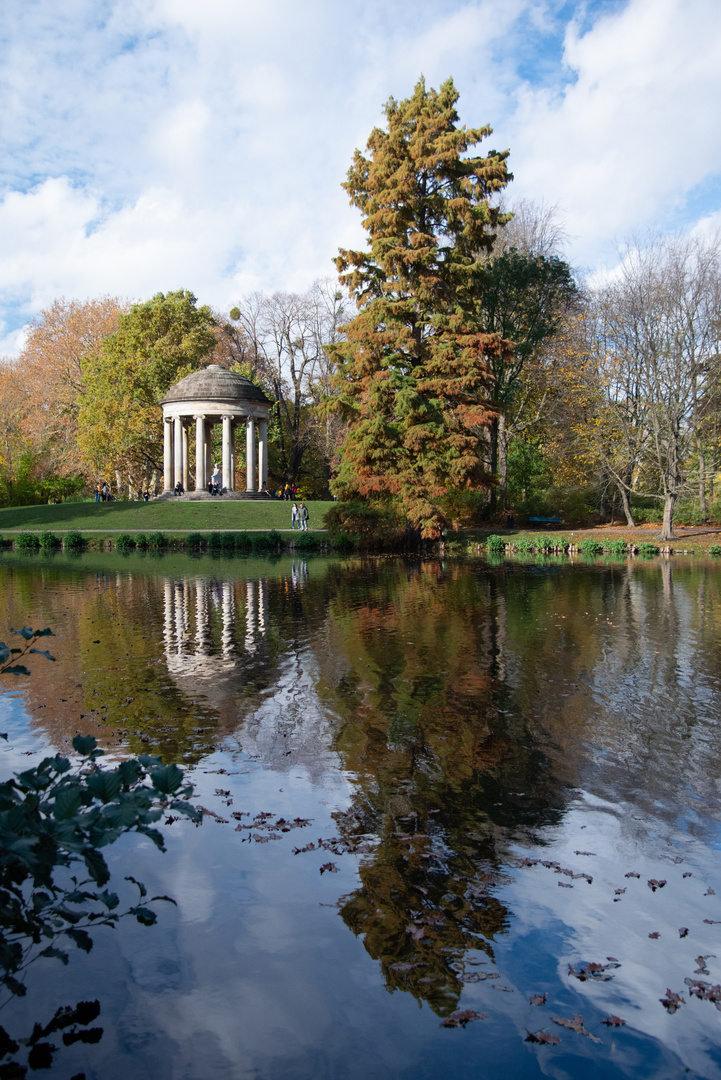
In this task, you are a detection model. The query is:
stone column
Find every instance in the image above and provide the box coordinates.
[194,415,206,491]
[246,416,256,492]
[222,415,234,491]
[173,417,183,488]
[230,422,236,492]
[163,418,174,492]
[258,418,268,491]
[182,422,189,491]
[205,423,213,482]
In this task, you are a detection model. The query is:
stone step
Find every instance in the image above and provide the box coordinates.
[154,491,274,502]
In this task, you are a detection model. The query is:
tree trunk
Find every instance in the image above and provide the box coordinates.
[699,447,707,519]
[497,414,508,513]
[618,483,636,527]
[488,417,498,513]
[660,493,676,541]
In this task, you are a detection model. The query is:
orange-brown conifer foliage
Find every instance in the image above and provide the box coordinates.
[332,77,513,536]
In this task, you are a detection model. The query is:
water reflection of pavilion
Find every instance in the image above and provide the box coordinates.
[162,577,270,679]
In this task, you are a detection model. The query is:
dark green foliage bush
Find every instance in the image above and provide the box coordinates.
[234,531,251,551]
[323,501,405,547]
[637,542,660,556]
[185,532,203,551]
[268,529,281,547]
[147,532,165,550]
[512,536,535,553]
[250,531,273,551]
[207,531,222,551]
[710,544,721,556]
[331,532,356,552]
[14,533,40,551]
[63,530,84,551]
[578,538,603,554]
[135,533,148,550]
[292,532,320,551]
[115,533,134,551]
[606,538,629,555]
[39,530,59,550]
[485,534,506,551]
[220,532,236,553]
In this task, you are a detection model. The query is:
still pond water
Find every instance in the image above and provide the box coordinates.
[2,551,721,1079]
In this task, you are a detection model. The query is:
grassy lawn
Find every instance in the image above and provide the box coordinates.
[0,500,335,533]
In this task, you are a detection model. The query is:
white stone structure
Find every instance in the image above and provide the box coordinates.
[160,365,271,496]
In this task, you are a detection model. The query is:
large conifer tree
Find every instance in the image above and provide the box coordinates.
[332,77,513,535]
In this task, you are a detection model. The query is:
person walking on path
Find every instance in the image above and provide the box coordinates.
[299,502,309,531]
[291,502,299,530]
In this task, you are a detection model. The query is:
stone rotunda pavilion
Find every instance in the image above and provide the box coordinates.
[160,364,272,498]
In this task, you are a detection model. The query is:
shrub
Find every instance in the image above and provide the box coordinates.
[292,532,320,551]
[323,500,406,548]
[606,538,629,555]
[147,532,165,550]
[234,531,251,551]
[63,530,84,551]
[185,532,203,551]
[710,544,721,556]
[39,530,59,550]
[331,532,356,552]
[485,534,506,551]
[220,532,236,553]
[250,531,273,551]
[637,542,659,556]
[207,531,222,551]
[578,538,603,554]
[268,529,281,548]
[115,533,134,551]
[512,536,535,553]
[14,533,40,551]
[135,533,148,550]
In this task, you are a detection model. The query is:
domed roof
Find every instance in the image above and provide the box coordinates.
[161,364,271,406]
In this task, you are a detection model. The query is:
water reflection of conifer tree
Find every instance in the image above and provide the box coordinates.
[324,560,567,1016]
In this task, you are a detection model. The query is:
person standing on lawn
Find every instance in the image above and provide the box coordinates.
[299,502,309,531]
[291,502,299,529]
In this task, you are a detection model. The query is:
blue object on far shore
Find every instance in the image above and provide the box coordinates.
[529,516,563,524]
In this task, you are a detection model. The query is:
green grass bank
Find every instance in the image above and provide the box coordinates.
[0,500,334,533]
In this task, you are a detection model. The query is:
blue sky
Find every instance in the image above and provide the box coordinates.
[1,0,720,354]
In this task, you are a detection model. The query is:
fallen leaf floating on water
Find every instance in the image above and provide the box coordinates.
[530,993,547,1006]
[679,927,689,938]
[694,956,714,975]
[705,888,716,896]
[648,932,660,939]
[602,1016,627,1027]
[684,978,721,1008]
[492,985,513,992]
[703,919,721,925]
[558,882,573,888]
[441,1010,487,1028]
[525,1029,560,1045]
[389,962,415,972]
[647,879,667,891]
[552,1015,601,1043]
[660,989,685,1012]
[615,888,626,895]
[568,961,619,982]
[319,862,339,874]
[625,871,641,879]
[683,872,693,878]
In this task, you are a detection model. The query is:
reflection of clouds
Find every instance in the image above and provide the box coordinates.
[503,792,721,1077]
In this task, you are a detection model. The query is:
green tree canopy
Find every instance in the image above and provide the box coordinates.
[331,77,513,535]
[77,290,216,492]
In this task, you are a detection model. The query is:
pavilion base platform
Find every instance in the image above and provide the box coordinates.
[154,491,274,502]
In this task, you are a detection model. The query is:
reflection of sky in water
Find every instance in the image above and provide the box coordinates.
[2,554,721,1078]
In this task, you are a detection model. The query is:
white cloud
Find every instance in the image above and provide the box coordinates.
[0,0,720,351]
